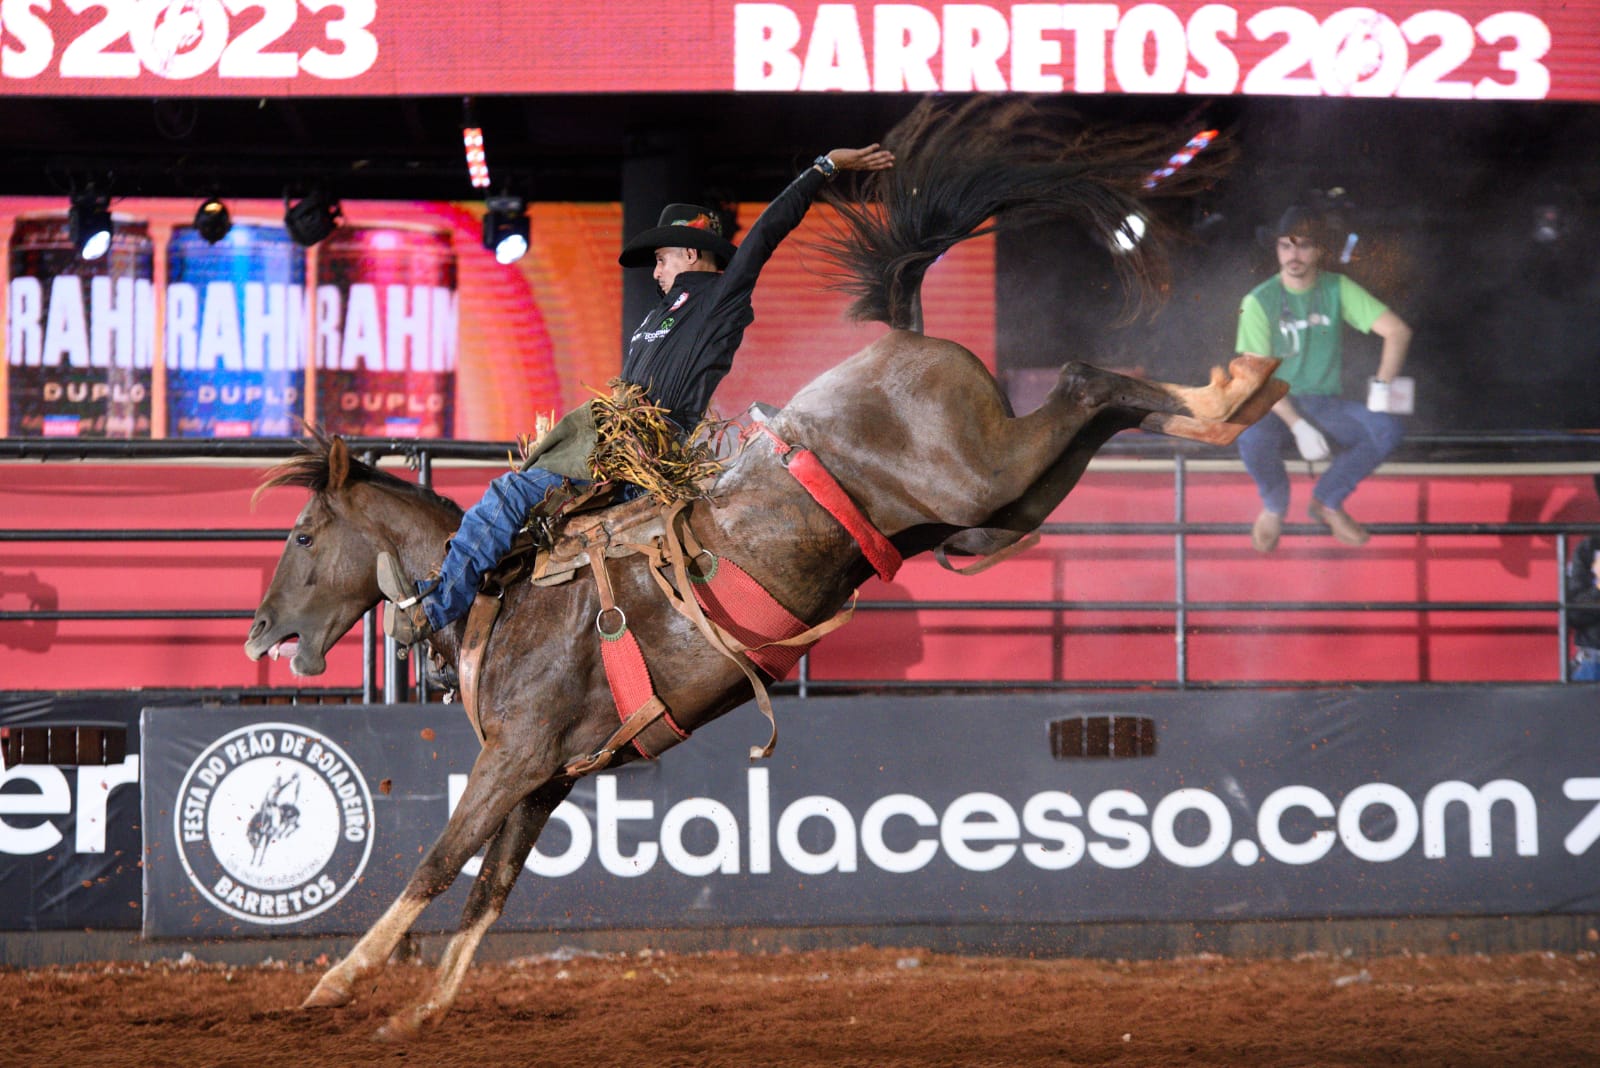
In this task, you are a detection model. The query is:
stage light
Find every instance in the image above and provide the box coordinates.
[284,186,341,247]
[1533,205,1562,245]
[69,192,113,261]
[194,197,232,244]
[463,127,491,190]
[1143,129,1218,190]
[1109,211,1147,254]
[483,195,530,264]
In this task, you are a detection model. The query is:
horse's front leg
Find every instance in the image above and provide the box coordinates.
[376,778,574,1041]
[301,741,533,1011]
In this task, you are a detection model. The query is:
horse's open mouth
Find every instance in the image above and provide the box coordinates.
[268,635,301,662]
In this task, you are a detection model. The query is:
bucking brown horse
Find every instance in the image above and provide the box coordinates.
[244,97,1283,1039]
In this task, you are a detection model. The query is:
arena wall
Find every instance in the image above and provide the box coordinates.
[5,688,1598,963]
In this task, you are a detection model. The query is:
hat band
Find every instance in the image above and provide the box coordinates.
[667,213,721,235]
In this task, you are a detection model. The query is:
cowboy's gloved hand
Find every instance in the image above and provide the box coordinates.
[825,144,896,172]
[1292,419,1331,462]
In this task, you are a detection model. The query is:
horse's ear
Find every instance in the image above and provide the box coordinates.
[327,436,351,491]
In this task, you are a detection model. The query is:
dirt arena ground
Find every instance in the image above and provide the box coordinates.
[4,946,1598,1067]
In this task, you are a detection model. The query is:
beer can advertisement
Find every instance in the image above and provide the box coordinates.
[165,222,307,438]
[313,224,457,439]
[7,213,156,439]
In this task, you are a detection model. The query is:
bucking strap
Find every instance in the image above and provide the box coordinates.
[744,423,902,582]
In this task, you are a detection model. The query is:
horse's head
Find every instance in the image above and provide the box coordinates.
[244,434,460,676]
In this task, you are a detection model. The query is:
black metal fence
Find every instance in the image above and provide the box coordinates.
[3,432,1598,701]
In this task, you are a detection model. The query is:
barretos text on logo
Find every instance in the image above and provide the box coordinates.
[174,723,375,926]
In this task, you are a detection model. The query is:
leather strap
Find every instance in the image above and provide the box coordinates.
[456,592,501,744]
[563,695,672,778]
[934,529,1042,575]
[644,501,785,761]
[562,522,689,778]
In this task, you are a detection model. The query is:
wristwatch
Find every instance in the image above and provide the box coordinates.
[813,154,837,178]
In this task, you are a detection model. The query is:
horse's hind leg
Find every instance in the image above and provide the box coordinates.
[376,779,573,1041]
[1141,366,1288,445]
[1045,354,1281,425]
[301,742,536,1011]
[943,356,1282,539]
[1155,354,1282,422]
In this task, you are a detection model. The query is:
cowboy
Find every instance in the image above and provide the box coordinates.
[1236,204,1412,552]
[377,143,896,644]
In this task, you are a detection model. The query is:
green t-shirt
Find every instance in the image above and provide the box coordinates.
[1235,272,1388,396]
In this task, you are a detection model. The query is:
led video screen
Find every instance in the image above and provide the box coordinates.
[0,197,994,441]
[2,2,1596,101]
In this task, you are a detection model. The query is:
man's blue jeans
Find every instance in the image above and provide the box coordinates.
[1237,394,1403,516]
[419,467,583,630]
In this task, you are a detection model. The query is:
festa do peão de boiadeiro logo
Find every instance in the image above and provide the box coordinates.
[174,722,375,925]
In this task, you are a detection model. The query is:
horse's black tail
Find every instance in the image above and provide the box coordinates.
[817,95,1232,330]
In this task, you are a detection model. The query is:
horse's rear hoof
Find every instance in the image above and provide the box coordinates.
[375,1007,431,1043]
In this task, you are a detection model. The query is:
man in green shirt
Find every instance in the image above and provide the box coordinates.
[1235,205,1412,552]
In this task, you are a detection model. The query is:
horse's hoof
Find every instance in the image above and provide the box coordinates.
[301,977,354,1009]
[374,1009,428,1043]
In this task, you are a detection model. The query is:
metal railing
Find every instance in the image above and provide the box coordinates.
[3,432,1598,700]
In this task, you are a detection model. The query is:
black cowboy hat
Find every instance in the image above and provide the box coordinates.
[1256,204,1327,249]
[618,204,737,268]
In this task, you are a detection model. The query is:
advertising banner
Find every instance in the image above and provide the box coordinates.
[2,2,1596,102]
[1,694,157,930]
[140,687,1600,939]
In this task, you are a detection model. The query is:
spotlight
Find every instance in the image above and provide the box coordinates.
[69,192,113,261]
[1533,205,1562,245]
[461,96,492,190]
[1109,212,1147,254]
[284,186,341,247]
[482,195,530,264]
[463,127,491,190]
[1143,129,1218,190]
[194,197,232,244]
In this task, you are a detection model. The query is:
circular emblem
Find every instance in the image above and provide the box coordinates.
[174,723,375,926]
[130,0,229,80]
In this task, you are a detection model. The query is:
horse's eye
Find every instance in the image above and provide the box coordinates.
[295,533,313,548]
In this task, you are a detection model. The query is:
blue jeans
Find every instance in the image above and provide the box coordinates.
[1574,651,1600,682]
[1237,394,1403,515]
[420,467,585,629]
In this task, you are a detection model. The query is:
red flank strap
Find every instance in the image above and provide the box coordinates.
[785,448,901,582]
[746,423,901,582]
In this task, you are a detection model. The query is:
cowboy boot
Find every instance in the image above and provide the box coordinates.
[376,551,433,645]
[1251,510,1283,553]
[1308,499,1371,547]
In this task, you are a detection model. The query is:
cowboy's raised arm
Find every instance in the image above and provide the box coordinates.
[712,144,896,309]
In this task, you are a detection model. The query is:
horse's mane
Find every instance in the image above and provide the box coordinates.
[253,429,465,519]
[816,95,1234,329]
